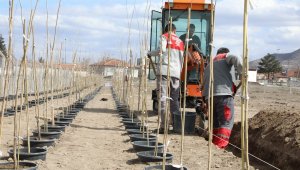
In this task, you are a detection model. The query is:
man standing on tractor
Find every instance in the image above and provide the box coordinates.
[179,23,201,49]
[148,23,184,133]
[203,47,242,148]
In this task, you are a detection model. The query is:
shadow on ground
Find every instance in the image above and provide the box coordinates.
[126,158,144,165]
[123,148,135,153]
[70,124,124,132]
[83,108,117,114]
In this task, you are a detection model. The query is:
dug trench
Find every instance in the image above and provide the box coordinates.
[230,110,300,170]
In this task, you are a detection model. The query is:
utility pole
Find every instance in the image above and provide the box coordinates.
[64,38,67,64]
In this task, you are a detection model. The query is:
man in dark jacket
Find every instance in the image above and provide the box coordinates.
[203,47,242,148]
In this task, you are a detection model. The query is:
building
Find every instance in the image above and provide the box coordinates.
[248,69,257,82]
[90,58,139,77]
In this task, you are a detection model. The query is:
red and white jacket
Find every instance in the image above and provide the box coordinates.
[148,32,184,79]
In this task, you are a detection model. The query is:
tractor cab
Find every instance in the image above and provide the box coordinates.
[149,0,213,111]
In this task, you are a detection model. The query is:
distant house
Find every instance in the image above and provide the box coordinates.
[90,58,141,78]
[90,58,129,77]
[248,69,257,82]
[272,69,300,79]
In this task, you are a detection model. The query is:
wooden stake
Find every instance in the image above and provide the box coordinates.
[241,0,250,169]
[180,7,191,166]
[208,1,216,169]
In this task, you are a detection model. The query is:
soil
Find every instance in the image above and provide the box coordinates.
[230,111,300,170]
[0,82,299,169]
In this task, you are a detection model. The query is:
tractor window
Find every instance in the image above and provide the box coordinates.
[150,10,162,52]
[163,9,211,57]
[149,10,162,80]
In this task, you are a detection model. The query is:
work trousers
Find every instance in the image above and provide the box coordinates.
[156,75,180,128]
[212,95,234,148]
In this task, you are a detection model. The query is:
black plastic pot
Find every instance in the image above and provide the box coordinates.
[132,141,164,152]
[73,104,84,109]
[136,151,173,162]
[57,114,76,119]
[62,110,78,115]
[118,109,127,113]
[119,114,129,119]
[124,124,146,130]
[68,108,81,113]
[116,104,127,108]
[119,113,137,118]
[144,165,187,170]
[3,110,15,117]
[22,136,56,147]
[0,161,38,170]
[48,121,71,126]
[7,147,47,161]
[173,112,196,134]
[11,105,26,112]
[75,102,86,106]
[41,125,66,132]
[32,130,62,139]
[129,134,156,142]
[122,120,141,126]
[54,117,73,123]
[126,129,144,135]
[122,118,139,122]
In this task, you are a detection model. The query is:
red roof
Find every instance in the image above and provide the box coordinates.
[91,58,129,67]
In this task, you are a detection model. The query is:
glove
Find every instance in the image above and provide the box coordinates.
[146,50,151,58]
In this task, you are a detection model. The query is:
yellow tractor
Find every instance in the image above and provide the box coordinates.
[149,0,213,122]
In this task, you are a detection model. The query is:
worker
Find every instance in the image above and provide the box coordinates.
[203,47,242,148]
[148,23,184,133]
[179,23,201,49]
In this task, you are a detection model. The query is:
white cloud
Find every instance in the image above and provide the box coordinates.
[0,0,299,62]
[214,0,300,60]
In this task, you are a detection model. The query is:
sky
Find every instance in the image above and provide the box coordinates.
[0,0,299,63]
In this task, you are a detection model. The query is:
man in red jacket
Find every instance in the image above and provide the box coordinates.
[148,24,184,133]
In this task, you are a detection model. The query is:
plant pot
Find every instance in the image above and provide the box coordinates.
[54,117,73,123]
[129,134,156,142]
[7,147,47,161]
[132,141,164,152]
[173,112,196,134]
[11,105,26,112]
[144,165,188,170]
[137,151,173,162]
[3,110,15,117]
[22,136,56,147]
[68,108,81,113]
[57,114,76,119]
[124,124,146,130]
[48,121,71,126]
[122,118,139,122]
[119,114,130,119]
[32,130,62,139]
[126,129,145,135]
[118,109,127,113]
[0,161,38,170]
[122,120,141,126]
[73,104,84,109]
[41,125,66,132]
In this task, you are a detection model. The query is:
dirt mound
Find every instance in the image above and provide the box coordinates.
[230,110,300,170]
